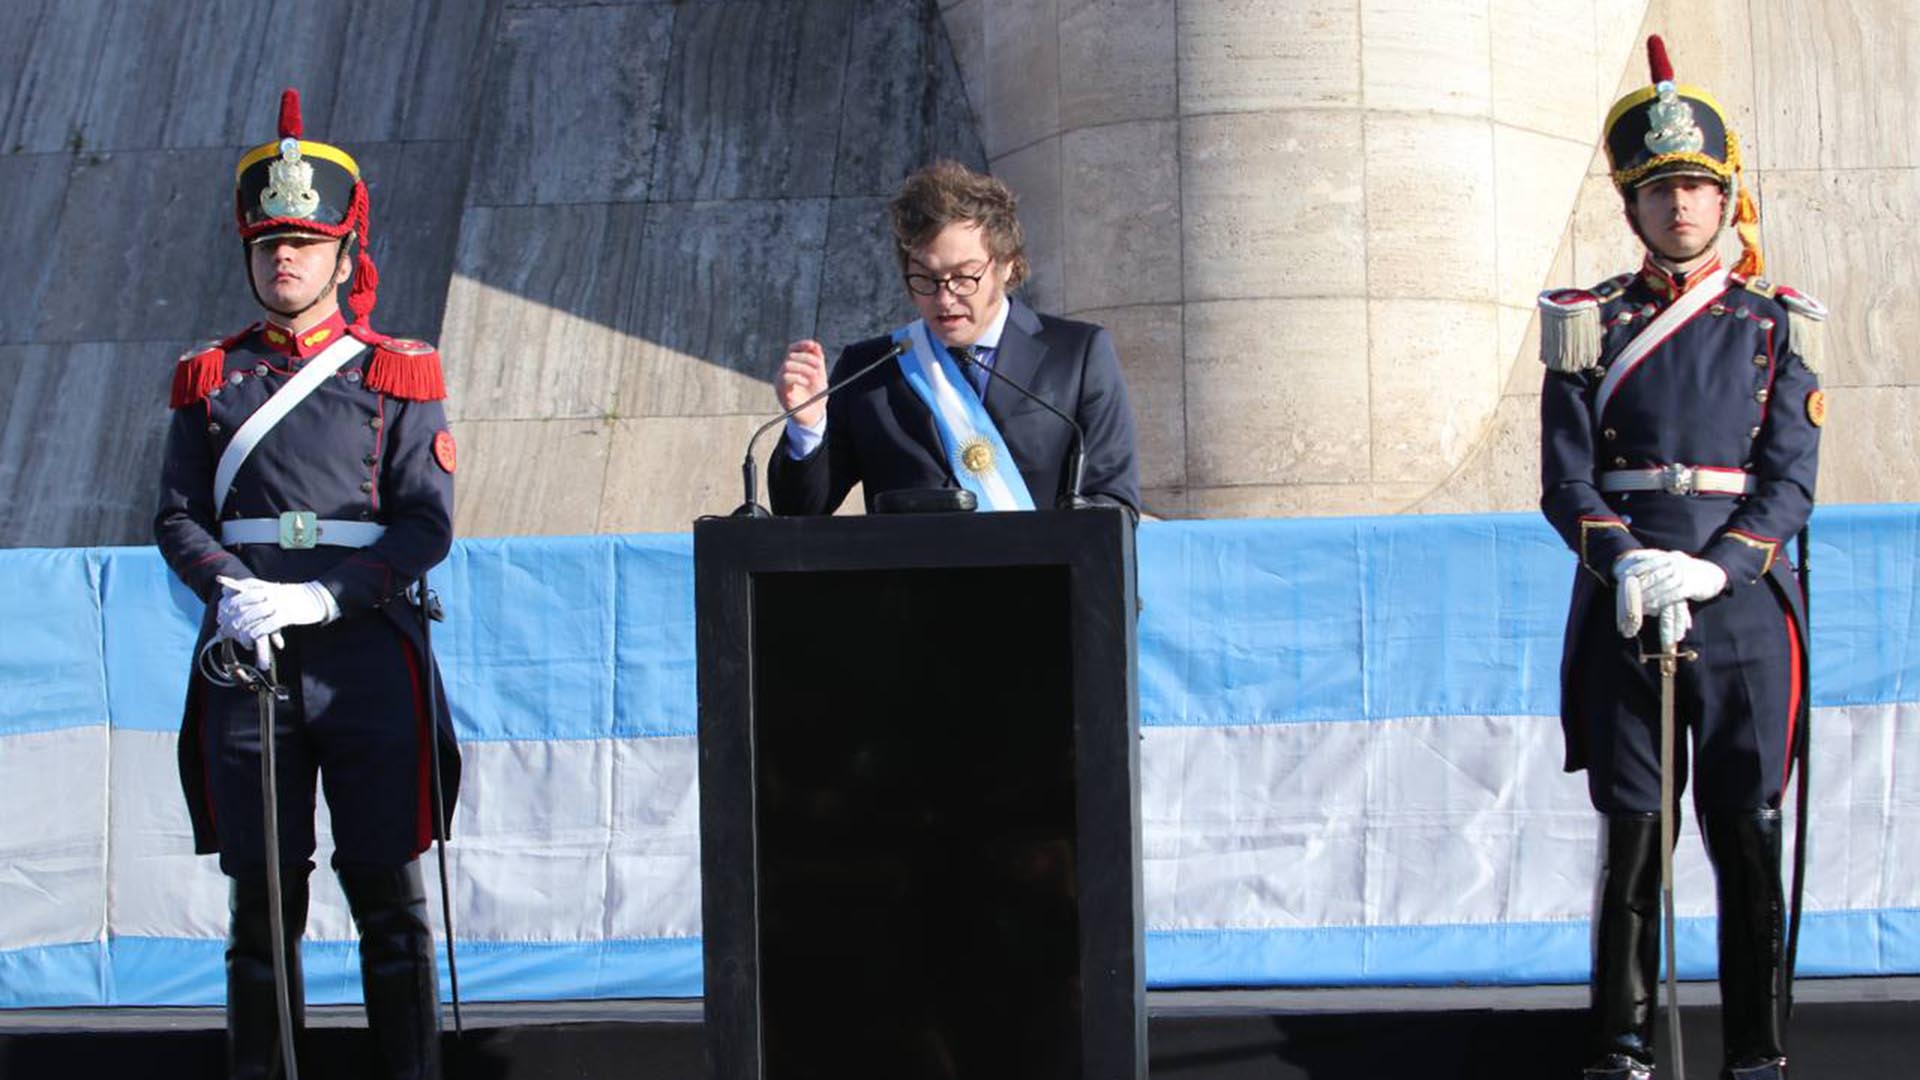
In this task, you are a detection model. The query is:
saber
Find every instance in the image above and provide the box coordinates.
[417,576,462,1040]
[1643,638,1696,1080]
[227,642,301,1080]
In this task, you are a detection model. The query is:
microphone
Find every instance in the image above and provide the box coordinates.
[949,345,1090,510]
[732,337,910,517]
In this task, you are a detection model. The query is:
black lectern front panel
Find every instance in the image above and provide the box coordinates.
[752,566,1079,1078]
[696,510,1143,1080]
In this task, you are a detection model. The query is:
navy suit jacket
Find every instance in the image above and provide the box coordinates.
[769,298,1140,516]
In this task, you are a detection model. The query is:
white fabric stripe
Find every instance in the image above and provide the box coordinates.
[1593,267,1729,422]
[103,731,703,945]
[0,726,107,949]
[53,702,1919,951]
[212,336,369,518]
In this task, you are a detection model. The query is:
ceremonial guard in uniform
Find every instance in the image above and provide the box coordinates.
[1538,38,1822,1080]
[155,89,459,1080]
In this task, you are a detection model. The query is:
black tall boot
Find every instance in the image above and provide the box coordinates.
[1585,813,1662,1079]
[227,865,311,1079]
[339,862,443,1080]
[1703,810,1788,1080]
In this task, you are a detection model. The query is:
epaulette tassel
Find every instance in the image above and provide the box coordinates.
[169,349,226,409]
[1537,291,1602,374]
[364,342,447,401]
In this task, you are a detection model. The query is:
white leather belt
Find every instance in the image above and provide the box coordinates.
[221,513,386,549]
[1598,464,1755,496]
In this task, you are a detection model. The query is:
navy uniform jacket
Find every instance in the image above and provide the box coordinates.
[1539,258,1823,771]
[154,313,461,853]
[769,298,1141,516]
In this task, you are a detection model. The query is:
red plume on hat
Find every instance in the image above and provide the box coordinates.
[1647,35,1675,84]
[278,88,302,139]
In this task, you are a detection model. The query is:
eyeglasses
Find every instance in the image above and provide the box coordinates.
[904,266,991,297]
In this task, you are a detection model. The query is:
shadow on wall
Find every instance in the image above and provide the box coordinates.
[0,0,983,546]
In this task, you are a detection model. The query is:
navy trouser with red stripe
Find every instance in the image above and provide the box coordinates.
[199,613,434,876]
[1577,580,1801,816]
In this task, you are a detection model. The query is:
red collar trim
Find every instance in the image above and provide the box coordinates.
[260,311,348,360]
[1640,254,1724,300]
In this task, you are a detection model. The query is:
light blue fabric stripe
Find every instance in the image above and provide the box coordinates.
[31,506,1920,740]
[0,548,108,737]
[0,937,703,1008]
[1145,908,1920,988]
[9,908,1913,1007]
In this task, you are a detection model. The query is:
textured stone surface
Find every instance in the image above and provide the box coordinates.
[1181,109,1366,301]
[1183,299,1370,488]
[1079,303,1185,491]
[835,0,986,195]
[649,0,853,201]
[1759,168,1920,389]
[1490,0,1603,139]
[1411,392,1543,514]
[1360,1,1491,118]
[1063,120,1181,313]
[440,204,643,422]
[330,0,497,143]
[469,3,674,207]
[354,141,469,341]
[601,414,771,532]
[1364,112,1497,303]
[1752,0,1918,171]
[993,137,1065,314]
[1184,481,1429,519]
[1814,386,1920,505]
[1367,300,1501,485]
[1493,126,1593,309]
[1178,0,1361,114]
[979,0,1060,156]
[1059,0,1178,129]
[451,418,613,538]
[0,342,176,547]
[0,153,70,344]
[37,148,253,345]
[815,197,918,354]
[616,199,832,418]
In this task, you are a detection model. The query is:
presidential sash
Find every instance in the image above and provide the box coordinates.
[892,320,1035,511]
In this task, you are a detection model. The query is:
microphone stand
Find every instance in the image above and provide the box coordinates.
[950,346,1091,509]
[733,339,909,517]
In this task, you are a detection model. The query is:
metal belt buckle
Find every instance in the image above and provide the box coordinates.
[277,510,318,549]
[1658,463,1697,495]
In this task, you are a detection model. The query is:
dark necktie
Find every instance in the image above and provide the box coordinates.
[949,345,994,399]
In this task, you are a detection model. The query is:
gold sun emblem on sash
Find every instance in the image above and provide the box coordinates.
[959,437,995,476]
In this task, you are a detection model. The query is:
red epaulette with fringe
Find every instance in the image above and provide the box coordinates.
[168,325,258,409]
[353,326,446,401]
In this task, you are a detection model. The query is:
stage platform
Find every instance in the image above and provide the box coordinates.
[2,978,1909,1079]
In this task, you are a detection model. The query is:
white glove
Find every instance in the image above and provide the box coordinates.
[1612,549,1671,638]
[216,576,339,668]
[1634,552,1728,611]
[1658,599,1693,652]
[1615,569,1645,639]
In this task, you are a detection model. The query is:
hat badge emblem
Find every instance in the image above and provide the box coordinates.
[1644,82,1704,156]
[260,137,321,220]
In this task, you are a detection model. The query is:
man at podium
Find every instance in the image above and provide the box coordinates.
[768,160,1140,516]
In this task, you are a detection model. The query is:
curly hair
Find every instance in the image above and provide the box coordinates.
[888,160,1029,287]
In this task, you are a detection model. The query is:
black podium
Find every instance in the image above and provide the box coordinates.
[695,508,1144,1080]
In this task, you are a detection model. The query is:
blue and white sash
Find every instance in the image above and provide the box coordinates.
[893,320,1035,511]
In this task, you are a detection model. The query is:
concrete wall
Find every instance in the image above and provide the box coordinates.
[1,0,1912,547]
[0,0,980,546]
[940,0,1920,519]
